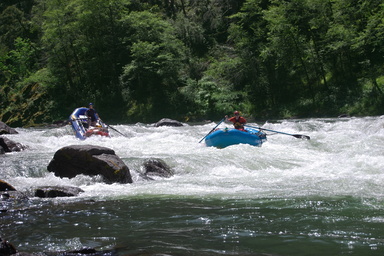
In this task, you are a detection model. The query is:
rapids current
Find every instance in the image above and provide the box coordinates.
[1,116,384,255]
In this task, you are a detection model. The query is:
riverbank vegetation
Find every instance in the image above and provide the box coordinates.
[1,0,383,126]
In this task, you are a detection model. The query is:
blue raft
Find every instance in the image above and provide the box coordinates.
[205,127,267,148]
[69,107,109,140]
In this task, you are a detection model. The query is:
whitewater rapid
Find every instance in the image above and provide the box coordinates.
[2,116,384,201]
[2,116,384,256]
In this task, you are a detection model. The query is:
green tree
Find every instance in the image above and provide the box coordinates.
[40,0,130,116]
[0,37,56,126]
[227,0,273,116]
[119,10,188,122]
[2,0,384,125]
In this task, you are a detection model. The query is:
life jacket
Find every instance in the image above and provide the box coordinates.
[234,121,244,129]
[229,116,246,130]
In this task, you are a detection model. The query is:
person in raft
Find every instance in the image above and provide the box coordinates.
[225,111,247,131]
[85,103,100,127]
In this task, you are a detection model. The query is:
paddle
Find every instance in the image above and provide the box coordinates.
[245,125,310,140]
[98,119,128,137]
[106,124,128,137]
[199,118,225,143]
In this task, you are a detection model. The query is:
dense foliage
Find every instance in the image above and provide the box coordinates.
[1,0,383,126]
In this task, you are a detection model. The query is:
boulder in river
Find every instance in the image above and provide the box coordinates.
[154,118,183,127]
[34,186,84,198]
[0,180,16,191]
[47,145,133,184]
[0,121,18,135]
[143,158,174,178]
[0,238,17,256]
[0,180,29,211]
[0,136,27,154]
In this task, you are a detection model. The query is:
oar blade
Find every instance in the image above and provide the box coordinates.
[109,125,128,137]
[293,134,310,140]
[199,118,225,143]
[243,124,311,140]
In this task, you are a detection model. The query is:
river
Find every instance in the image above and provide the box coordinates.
[1,116,384,255]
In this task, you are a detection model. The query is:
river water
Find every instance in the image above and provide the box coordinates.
[1,116,384,255]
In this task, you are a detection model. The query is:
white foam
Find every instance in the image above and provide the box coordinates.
[3,117,384,200]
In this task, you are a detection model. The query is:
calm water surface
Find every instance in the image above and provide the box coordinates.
[1,116,384,255]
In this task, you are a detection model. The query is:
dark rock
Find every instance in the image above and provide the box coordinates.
[0,238,17,256]
[0,240,116,256]
[143,158,174,178]
[0,136,27,153]
[34,186,84,198]
[47,145,132,184]
[67,248,97,254]
[0,180,16,191]
[0,182,28,212]
[45,248,117,256]
[154,118,183,127]
[0,193,10,200]
[0,122,18,135]
[1,191,29,201]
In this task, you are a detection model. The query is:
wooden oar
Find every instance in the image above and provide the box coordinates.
[199,118,225,143]
[245,125,310,140]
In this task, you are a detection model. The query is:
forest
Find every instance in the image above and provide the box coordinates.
[1,0,383,126]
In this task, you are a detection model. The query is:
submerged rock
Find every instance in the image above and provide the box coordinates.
[0,122,18,135]
[0,136,27,154]
[0,180,28,201]
[0,238,117,256]
[143,158,174,178]
[0,238,17,256]
[34,186,84,198]
[47,145,132,184]
[154,118,183,127]
[0,180,29,213]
